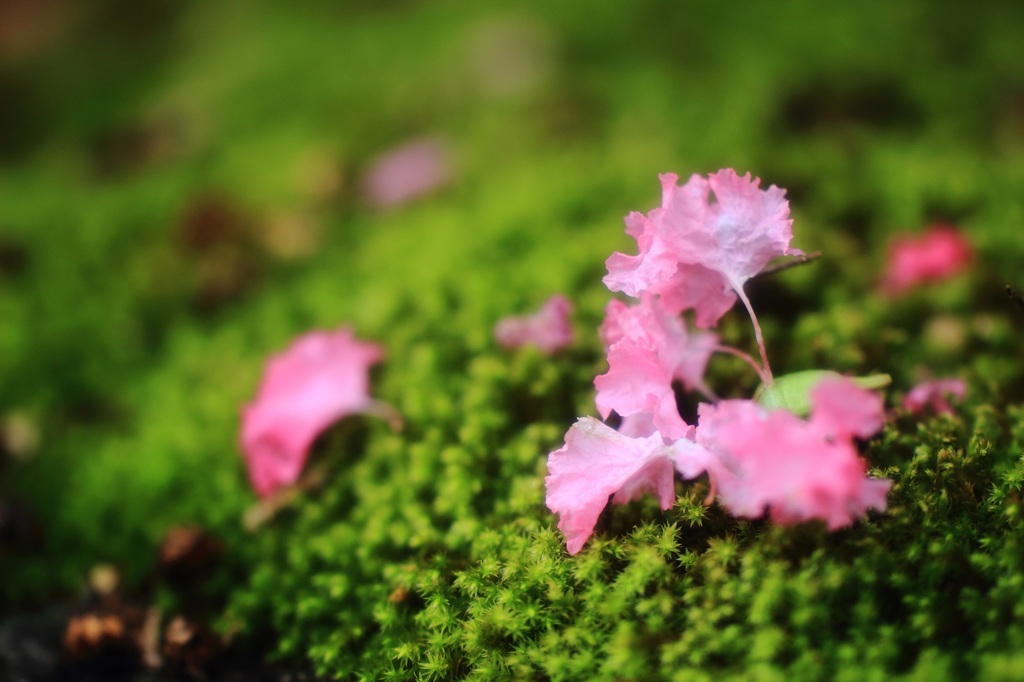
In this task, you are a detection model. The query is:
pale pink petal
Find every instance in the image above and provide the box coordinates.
[598,299,637,350]
[669,435,720,481]
[610,456,676,506]
[603,212,680,299]
[600,296,717,394]
[903,378,968,416]
[652,263,736,328]
[546,417,678,554]
[881,224,973,295]
[696,398,889,529]
[241,328,391,498]
[495,294,574,353]
[594,296,715,440]
[652,300,719,394]
[617,412,658,439]
[852,478,894,518]
[809,377,885,439]
[604,170,801,327]
[361,137,453,207]
[700,169,799,282]
[595,356,688,440]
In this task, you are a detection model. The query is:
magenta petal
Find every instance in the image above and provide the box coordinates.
[546,418,678,555]
[881,224,973,295]
[241,327,390,498]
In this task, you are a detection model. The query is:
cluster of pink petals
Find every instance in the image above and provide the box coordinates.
[361,137,453,208]
[903,378,967,416]
[546,378,890,553]
[604,170,801,328]
[241,327,394,498]
[881,224,973,295]
[494,294,574,353]
[542,169,900,555]
[594,295,716,440]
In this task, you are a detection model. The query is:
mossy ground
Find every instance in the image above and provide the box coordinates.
[4,1,1024,679]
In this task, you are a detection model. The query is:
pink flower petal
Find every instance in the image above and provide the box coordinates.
[241,327,392,498]
[494,294,574,353]
[652,263,736,329]
[605,170,801,326]
[709,170,801,273]
[671,436,721,481]
[616,412,658,439]
[880,224,973,295]
[595,296,715,440]
[361,137,453,208]
[603,212,681,299]
[696,392,889,529]
[610,456,677,506]
[546,418,679,555]
[809,377,886,440]
[903,378,968,416]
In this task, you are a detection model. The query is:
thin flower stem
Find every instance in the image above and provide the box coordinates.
[752,251,822,281]
[731,281,773,384]
[365,400,404,431]
[713,344,767,385]
[700,383,721,403]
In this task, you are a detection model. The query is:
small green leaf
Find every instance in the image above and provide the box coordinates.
[754,370,891,416]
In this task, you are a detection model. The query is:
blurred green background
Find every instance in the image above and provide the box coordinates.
[5,1,1024,678]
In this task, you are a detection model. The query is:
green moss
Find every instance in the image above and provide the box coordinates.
[5,0,1024,679]
[223,339,1024,678]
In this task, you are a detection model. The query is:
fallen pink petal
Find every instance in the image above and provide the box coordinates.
[903,377,968,416]
[494,294,574,353]
[809,376,886,439]
[361,137,454,208]
[546,417,710,555]
[695,379,890,529]
[604,169,801,328]
[241,327,395,498]
[881,224,973,295]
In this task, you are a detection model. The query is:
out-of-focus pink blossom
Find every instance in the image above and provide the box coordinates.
[810,377,886,439]
[495,294,574,353]
[604,170,801,328]
[695,378,890,529]
[881,224,973,295]
[241,327,396,498]
[546,417,710,555]
[595,296,716,440]
[903,378,968,416]
[361,137,453,207]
